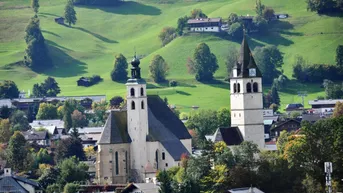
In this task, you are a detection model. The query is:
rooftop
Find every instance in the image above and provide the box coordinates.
[187,17,221,24]
[308,99,343,105]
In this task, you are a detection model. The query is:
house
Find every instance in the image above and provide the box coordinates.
[308,99,343,114]
[301,114,325,123]
[22,130,50,146]
[69,127,103,147]
[263,119,275,139]
[121,182,159,193]
[96,55,192,184]
[285,103,304,113]
[271,119,301,137]
[187,18,222,32]
[77,77,91,87]
[228,187,264,193]
[0,168,43,193]
[54,17,64,24]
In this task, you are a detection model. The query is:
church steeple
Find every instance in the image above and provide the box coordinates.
[130,53,141,79]
[233,34,262,78]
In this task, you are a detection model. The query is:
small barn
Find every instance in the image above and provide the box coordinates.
[54,17,65,25]
[77,77,91,87]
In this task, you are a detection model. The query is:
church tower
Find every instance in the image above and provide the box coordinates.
[230,35,265,149]
[126,54,148,181]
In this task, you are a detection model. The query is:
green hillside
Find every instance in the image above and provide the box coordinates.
[0,0,342,112]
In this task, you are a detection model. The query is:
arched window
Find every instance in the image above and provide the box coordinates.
[115,151,119,175]
[130,88,135,96]
[141,101,144,109]
[246,83,252,93]
[140,87,144,96]
[155,150,159,169]
[233,83,237,93]
[131,101,135,110]
[125,151,128,174]
[237,83,241,93]
[253,82,258,92]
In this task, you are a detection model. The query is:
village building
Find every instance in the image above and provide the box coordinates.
[121,182,159,193]
[187,18,222,32]
[96,55,192,184]
[0,95,106,111]
[270,119,301,138]
[0,168,43,193]
[308,99,343,114]
[22,130,50,146]
[207,35,265,149]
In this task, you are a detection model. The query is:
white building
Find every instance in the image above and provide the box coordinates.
[308,99,343,114]
[206,35,265,149]
[96,55,192,184]
[187,18,222,32]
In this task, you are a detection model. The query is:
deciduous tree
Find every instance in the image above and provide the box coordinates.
[157,170,173,193]
[192,43,218,81]
[190,9,207,19]
[32,77,60,97]
[255,0,265,16]
[0,80,20,99]
[10,110,29,131]
[217,107,231,127]
[7,131,27,171]
[149,54,169,83]
[54,137,86,162]
[36,103,58,120]
[64,183,80,193]
[228,22,243,39]
[64,0,77,26]
[58,156,89,185]
[110,96,124,108]
[111,54,128,81]
[71,110,88,128]
[225,46,239,78]
[262,7,275,21]
[0,119,12,143]
[333,101,343,118]
[158,27,176,46]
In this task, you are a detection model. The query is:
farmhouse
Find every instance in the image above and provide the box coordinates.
[96,55,192,184]
[187,18,222,32]
[77,77,91,87]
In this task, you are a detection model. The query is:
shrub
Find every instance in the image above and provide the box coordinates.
[169,80,177,87]
[159,27,177,46]
[228,22,243,39]
[179,112,189,120]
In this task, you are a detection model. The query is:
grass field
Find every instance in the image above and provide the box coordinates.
[0,0,342,112]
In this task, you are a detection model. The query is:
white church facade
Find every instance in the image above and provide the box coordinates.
[96,55,192,184]
[206,35,265,149]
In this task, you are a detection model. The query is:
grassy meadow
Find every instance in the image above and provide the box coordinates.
[0,0,342,112]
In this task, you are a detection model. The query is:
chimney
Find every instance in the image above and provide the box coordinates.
[4,168,12,176]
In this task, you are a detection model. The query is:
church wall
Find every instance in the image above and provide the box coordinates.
[97,143,130,184]
[180,139,192,154]
[239,125,265,148]
[146,142,180,172]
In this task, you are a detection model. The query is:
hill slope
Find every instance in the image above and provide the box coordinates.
[0,0,342,112]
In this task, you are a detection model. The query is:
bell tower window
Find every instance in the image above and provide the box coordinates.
[246,83,252,93]
[130,88,135,97]
[141,101,144,109]
[233,83,237,93]
[140,87,144,96]
[253,82,258,92]
[237,83,241,93]
[131,101,135,110]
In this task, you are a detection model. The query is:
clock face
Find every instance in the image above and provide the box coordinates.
[249,68,256,77]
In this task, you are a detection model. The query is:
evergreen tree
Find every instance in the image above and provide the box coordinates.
[149,55,169,83]
[31,0,40,14]
[336,45,343,67]
[24,16,51,69]
[64,0,77,27]
[0,80,20,99]
[192,43,218,81]
[111,54,128,81]
[7,131,27,171]
[63,100,74,131]
[271,85,280,105]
